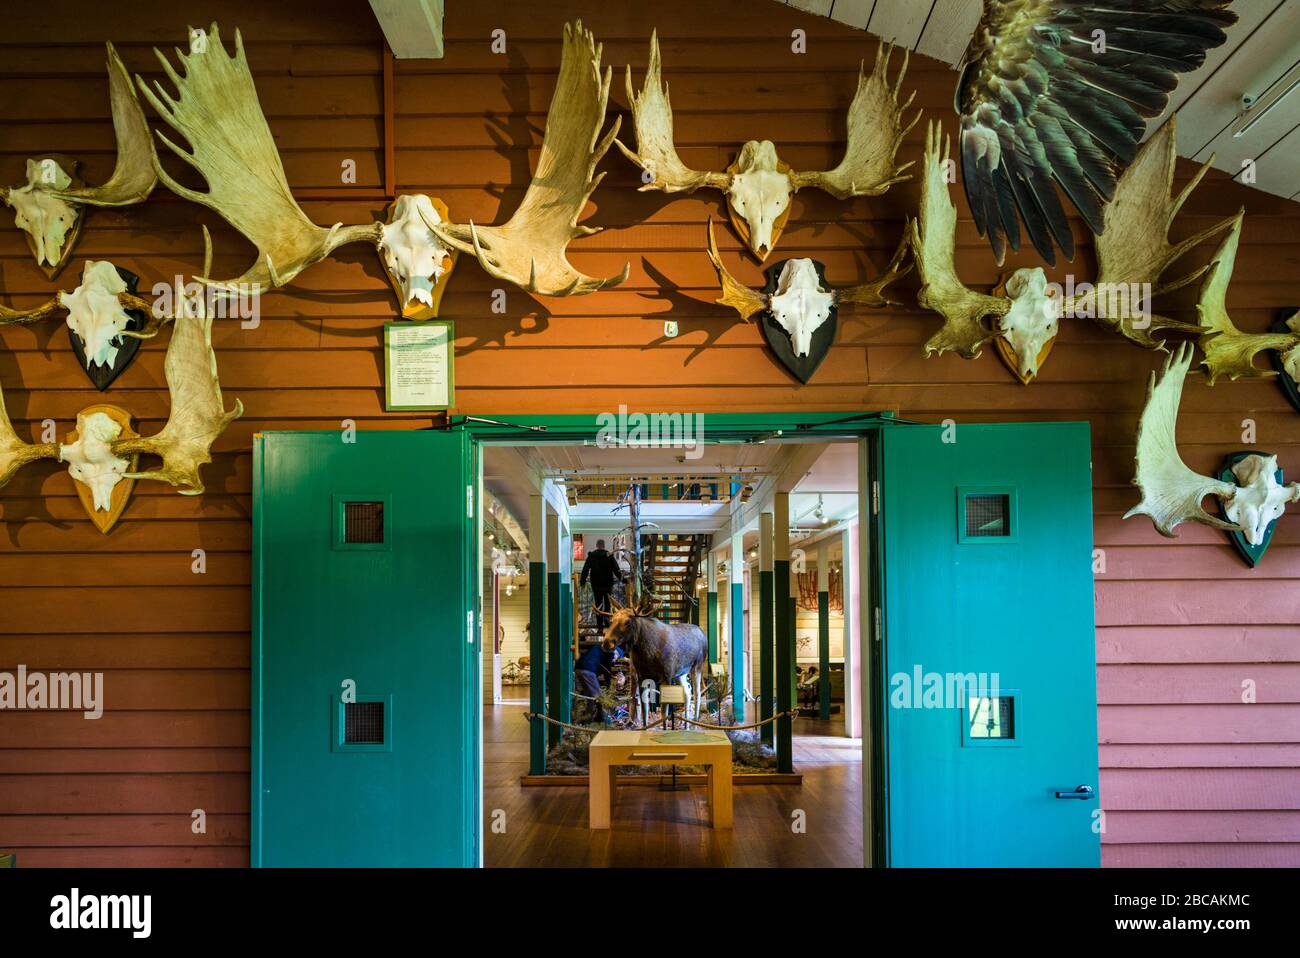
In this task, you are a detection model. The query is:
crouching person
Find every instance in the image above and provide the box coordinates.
[575,635,621,722]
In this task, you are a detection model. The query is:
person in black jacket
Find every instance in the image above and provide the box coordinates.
[580,539,624,621]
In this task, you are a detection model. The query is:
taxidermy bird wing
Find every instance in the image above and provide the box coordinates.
[50,43,156,208]
[1124,342,1237,538]
[909,121,1009,359]
[705,219,768,322]
[110,229,242,495]
[1197,211,1300,384]
[432,21,629,296]
[0,378,59,489]
[957,0,1237,266]
[615,29,733,195]
[789,41,920,199]
[136,23,381,292]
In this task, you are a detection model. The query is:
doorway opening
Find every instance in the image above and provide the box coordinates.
[471,415,877,868]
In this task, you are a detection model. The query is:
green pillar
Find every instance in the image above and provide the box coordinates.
[774,493,793,773]
[759,512,774,746]
[528,562,546,774]
[546,569,563,750]
[560,576,573,722]
[707,590,718,662]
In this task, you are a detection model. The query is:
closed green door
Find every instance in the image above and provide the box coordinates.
[879,423,1099,866]
[253,431,477,867]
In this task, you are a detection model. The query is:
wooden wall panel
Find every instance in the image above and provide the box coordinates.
[1,0,1297,867]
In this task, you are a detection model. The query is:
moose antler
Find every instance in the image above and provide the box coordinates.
[1124,342,1238,537]
[789,41,918,199]
[705,219,768,322]
[0,381,59,489]
[109,230,242,494]
[1063,117,1235,350]
[137,24,382,292]
[909,121,1008,358]
[50,43,157,209]
[618,31,918,260]
[431,21,629,296]
[1197,211,1300,385]
[705,218,910,322]
[615,29,731,194]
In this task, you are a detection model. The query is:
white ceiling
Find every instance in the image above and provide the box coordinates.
[484,440,861,540]
[784,0,1300,200]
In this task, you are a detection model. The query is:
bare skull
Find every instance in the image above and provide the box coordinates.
[60,411,129,512]
[6,158,78,268]
[61,261,133,370]
[1224,454,1300,546]
[726,141,792,261]
[768,259,834,357]
[998,267,1060,380]
[379,194,450,308]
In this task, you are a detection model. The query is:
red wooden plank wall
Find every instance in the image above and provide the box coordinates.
[0,0,1297,867]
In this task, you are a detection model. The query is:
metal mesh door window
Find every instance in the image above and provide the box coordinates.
[344,701,385,744]
[965,494,1010,537]
[344,501,385,543]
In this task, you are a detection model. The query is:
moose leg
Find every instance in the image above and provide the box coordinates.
[679,675,692,722]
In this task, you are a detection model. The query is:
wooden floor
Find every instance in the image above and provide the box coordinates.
[484,704,864,867]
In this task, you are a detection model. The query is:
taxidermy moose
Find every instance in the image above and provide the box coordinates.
[605,599,708,725]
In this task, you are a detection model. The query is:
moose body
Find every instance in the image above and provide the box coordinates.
[605,608,708,723]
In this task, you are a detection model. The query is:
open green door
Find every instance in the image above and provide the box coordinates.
[879,422,1100,867]
[253,430,478,867]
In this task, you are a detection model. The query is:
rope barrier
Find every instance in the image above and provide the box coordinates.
[677,709,799,731]
[524,708,799,735]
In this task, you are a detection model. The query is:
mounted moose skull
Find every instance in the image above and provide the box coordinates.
[60,411,131,513]
[1125,343,1300,564]
[706,219,909,383]
[1,44,156,279]
[995,268,1059,383]
[61,261,136,371]
[378,194,455,315]
[619,31,918,261]
[136,22,626,302]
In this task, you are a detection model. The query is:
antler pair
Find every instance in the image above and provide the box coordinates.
[2,43,156,278]
[618,31,918,261]
[133,22,626,299]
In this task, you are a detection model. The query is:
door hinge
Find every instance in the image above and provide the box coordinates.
[873,606,881,642]
[467,610,475,645]
[871,480,879,516]
[466,485,474,518]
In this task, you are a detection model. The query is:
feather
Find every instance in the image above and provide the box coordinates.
[958,0,1237,264]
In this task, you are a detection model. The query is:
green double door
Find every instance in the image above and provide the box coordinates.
[253,431,477,867]
[878,422,1101,867]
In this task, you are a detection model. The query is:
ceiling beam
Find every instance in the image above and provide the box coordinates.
[369,0,445,59]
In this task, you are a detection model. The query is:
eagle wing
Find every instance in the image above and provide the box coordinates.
[957,0,1237,266]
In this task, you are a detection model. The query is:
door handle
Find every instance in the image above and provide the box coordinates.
[1054,784,1095,800]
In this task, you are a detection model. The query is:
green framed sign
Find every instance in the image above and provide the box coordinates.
[384,320,454,411]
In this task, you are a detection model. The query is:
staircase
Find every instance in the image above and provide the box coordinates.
[644,533,710,623]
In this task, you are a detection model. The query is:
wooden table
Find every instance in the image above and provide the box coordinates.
[588,729,733,829]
